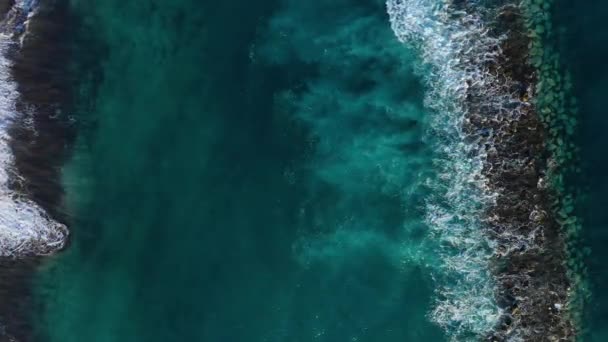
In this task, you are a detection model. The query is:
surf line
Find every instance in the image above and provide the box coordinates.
[0,0,68,257]
[387,0,581,340]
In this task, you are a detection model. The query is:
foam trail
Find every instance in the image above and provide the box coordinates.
[387,0,503,339]
[0,1,68,257]
[385,1,506,339]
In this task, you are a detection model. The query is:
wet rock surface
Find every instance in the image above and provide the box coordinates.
[455,1,575,340]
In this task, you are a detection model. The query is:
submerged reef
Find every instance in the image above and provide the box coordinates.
[388,0,585,340]
[521,0,590,336]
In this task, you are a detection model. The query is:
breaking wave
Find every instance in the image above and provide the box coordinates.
[0,1,68,257]
[386,0,523,338]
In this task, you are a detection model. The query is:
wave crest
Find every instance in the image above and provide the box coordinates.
[386,0,521,338]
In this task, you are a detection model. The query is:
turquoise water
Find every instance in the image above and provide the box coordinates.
[34,1,445,341]
[23,0,608,340]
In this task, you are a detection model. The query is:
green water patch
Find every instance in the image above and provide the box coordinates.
[253,0,445,340]
[552,1,608,340]
[34,0,444,341]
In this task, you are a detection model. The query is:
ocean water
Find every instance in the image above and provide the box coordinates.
[34,0,445,341]
[7,0,601,341]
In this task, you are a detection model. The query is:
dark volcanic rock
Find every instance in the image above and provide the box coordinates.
[8,1,75,224]
[454,2,574,341]
[0,2,75,342]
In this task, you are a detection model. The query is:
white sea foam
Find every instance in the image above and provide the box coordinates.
[385,0,518,339]
[0,1,68,257]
